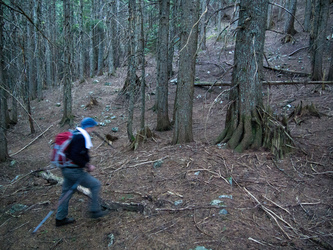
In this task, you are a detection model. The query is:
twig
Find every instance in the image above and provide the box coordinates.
[155,205,223,212]
[106,159,130,172]
[9,125,53,157]
[244,187,298,240]
[193,211,212,237]
[288,46,309,56]
[248,237,268,246]
[0,218,11,228]
[188,168,229,184]
[312,171,333,175]
[263,195,291,215]
[50,238,63,250]
[269,2,305,31]
[119,156,169,171]
[9,221,30,232]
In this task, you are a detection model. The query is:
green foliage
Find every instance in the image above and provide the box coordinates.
[145,24,159,53]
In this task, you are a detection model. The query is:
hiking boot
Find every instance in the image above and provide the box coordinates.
[55,217,76,227]
[89,210,108,219]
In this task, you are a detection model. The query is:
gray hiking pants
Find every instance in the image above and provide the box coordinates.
[56,167,101,220]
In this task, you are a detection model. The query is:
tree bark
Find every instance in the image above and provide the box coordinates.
[156,0,171,131]
[34,0,43,100]
[107,1,115,76]
[60,0,73,126]
[78,0,85,82]
[172,0,199,144]
[97,0,104,76]
[303,0,312,32]
[126,0,136,142]
[199,0,207,50]
[310,0,329,81]
[328,30,333,81]
[27,0,36,100]
[139,0,146,131]
[0,3,9,162]
[216,0,269,152]
[284,0,297,36]
[90,0,96,78]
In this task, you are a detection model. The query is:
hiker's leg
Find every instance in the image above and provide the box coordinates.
[56,174,75,220]
[80,173,101,212]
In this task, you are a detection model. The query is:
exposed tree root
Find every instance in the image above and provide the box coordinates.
[216,106,294,159]
[130,126,155,150]
[288,101,322,125]
[119,74,141,98]
[85,96,99,109]
[260,107,294,159]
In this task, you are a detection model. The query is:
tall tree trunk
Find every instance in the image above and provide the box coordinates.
[217,1,223,35]
[216,0,269,152]
[156,0,171,131]
[51,0,58,86]
[90,0,96,78]
[199,0,207,50]
[45,1,52,88]
[284,0,297,36]
[310,0,329,81]
[139,0,146,131]
[167,2,177,78]
[10,3,18,124]
[127,0,136,142]
[328,28,333,81]
[267,3,273,29]
[79,0,85,82]
[97,0,104,76]
[0,3,9,162]
[27,0,36,100]
[112,0,120,68]
[172,0,199,144]
[303,0,312,32]
[107,1,115,76]
[34,0,43,100]
[60,0,73,126]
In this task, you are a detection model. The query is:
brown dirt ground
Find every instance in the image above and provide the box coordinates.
[1,5,333,250]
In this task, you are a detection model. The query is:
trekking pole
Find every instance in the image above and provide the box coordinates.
[32,177,82,234]
[92,131,114,149]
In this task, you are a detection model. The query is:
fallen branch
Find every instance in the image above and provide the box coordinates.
[155,205,224,212]
[243,187,298,240]
[188,168,229,184]
[115,156,169,172]
[101,200,144,213]
[38,171,144,213]
[263,66,310,77]
[194,80,333,87]
[288,46,309,56]
[10,125,53,157]
[38,171,91,197]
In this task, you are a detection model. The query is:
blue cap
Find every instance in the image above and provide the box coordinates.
[81,117,98,129]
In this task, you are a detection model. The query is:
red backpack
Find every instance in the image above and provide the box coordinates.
[50,130,77,167]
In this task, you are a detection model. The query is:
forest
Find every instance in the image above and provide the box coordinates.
[0,0,332,249]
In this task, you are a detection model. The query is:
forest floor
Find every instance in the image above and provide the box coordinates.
[1,7,333,250]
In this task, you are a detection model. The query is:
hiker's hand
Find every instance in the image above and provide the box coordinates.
[86,164,95,172]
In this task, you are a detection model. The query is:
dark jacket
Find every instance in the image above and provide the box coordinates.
[66,131,90,168]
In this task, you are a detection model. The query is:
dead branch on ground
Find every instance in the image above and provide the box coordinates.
[9,125,53,157]
[194,80,333,87]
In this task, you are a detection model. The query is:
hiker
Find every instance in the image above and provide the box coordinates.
[55,117,106,227]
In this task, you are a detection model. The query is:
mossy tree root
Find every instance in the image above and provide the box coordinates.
[216,106,294,159]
